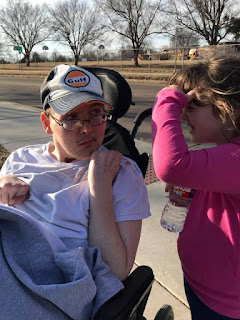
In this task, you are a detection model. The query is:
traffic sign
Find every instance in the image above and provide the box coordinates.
[14,46,22,53]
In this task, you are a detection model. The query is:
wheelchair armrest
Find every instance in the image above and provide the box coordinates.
[103,120,149,177]
[94,265,154,320]
[130,108,152,139]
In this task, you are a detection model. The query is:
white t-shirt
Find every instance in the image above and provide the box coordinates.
[0,143,150,248]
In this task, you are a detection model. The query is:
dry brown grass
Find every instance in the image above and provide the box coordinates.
[0,59,195,68]
[0,59,199,79]
[0,146,9,170]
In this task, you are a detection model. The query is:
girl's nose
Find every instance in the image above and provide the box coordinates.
[180,109,188,121]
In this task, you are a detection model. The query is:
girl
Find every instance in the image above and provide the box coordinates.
[151,57,240,320]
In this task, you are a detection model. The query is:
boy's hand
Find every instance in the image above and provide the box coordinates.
[88,150,123,187]
[0,174,30,205]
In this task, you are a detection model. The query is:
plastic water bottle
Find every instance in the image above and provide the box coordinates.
[161,186,194,232]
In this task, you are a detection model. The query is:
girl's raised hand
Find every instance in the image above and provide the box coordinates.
[162,85,201,103]
[186,87,200,103]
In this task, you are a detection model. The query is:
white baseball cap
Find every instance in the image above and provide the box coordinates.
[40,64,112,115]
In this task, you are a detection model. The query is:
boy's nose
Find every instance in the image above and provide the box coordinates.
[80,120,93,133]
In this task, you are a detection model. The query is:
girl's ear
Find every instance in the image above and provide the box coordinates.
[40,112,53,135]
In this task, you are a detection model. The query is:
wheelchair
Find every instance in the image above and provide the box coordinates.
[84,67,174,320]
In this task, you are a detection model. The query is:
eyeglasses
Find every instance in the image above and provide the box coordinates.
[49,113,110,131]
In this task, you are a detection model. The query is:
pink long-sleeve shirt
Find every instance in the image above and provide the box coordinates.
[152,89,240,318]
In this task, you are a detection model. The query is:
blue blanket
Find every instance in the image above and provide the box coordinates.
[0,205,124,320]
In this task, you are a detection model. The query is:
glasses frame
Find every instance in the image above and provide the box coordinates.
[48,113,111,131]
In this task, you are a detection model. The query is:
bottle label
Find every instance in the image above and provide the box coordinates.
[173,186,194,199]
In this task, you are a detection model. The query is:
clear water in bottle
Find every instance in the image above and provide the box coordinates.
[161,186,194,232]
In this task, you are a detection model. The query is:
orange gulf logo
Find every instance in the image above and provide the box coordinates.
[65,70,90,87]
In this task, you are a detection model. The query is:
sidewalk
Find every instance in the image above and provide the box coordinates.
[135,140,190,320]
[0,101,191,320]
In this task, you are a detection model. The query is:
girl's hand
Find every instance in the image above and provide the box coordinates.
[163,85,201,103]
[186,87,200,103]
[165,183,173,193]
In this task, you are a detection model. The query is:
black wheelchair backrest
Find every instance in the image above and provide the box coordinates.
[84,67,133,120]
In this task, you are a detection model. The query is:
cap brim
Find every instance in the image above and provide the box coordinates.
[48,91,112,115]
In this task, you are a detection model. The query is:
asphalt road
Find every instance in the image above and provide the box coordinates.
[0,76,164,142]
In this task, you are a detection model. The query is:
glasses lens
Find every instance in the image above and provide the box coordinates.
[62,114,108,130]
[90,114,108,126]
[63,119,82,130]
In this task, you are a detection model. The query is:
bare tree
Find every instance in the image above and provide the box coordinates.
[170,28,199,49]
[96,0,168,67]
[228,17,240,41]
[48,0,105,65]
[0,0,50,66]
[170,0,237,46]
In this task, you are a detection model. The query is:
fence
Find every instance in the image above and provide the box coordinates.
[0,43,240,72]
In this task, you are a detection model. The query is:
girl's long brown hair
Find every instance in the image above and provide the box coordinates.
[169,57,240,141]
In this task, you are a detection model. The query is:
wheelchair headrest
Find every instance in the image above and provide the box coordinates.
[84,67,133,120]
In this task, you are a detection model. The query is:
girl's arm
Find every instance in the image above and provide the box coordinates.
[151,88,240,194]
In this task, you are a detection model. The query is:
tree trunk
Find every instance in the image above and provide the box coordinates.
[25,52,30,66]
[133,50,140,67]
[74,54,79,65]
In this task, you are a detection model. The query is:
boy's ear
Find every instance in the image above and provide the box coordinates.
[40,112,53,135]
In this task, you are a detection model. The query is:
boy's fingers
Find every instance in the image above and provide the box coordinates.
[9,193,29,205]
[0,186,29,204]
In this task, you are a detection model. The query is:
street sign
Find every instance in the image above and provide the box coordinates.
[14,46,22,53]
